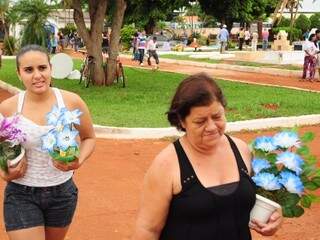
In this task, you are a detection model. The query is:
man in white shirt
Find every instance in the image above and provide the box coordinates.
[147,36,159,70]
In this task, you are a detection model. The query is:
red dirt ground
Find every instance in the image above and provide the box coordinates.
[1,66,320,239]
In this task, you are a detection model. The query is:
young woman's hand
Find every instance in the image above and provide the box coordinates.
[0,157,27,181]
[250,210,283,236]
[52,157,81,172]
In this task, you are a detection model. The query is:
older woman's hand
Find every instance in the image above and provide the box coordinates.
[250,210,283,236]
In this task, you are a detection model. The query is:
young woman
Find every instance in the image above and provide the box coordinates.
[0,44,96,240]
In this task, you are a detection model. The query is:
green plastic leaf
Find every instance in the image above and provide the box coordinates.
[301,132,315,143]
[282,206,294,218]
[311,177,320,187]
[305,155,317,165]
[300,195,312,208]
[304,182,318,191]
[293,205,304,217]
[277,192,300,207]
[283,193,300,207]
[296,146,309,156]
[266,153,277,164]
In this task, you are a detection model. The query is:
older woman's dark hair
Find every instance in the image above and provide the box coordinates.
[167,73,226,131]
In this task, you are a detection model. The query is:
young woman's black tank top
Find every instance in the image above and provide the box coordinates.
[160,135,256,240]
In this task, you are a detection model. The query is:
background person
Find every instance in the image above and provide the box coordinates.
[147,36,159,70]
[302,34,319,81]
[218,24,229,54]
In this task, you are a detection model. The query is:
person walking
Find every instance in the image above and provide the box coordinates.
[244,28,251,50]
[251,32,258,52]
[238,27,245,51]
[50,34,58,54]
[302,34,319,82]
[147,36,160,70]
[137,31,147,66]
[218,24,229,54]
[0,44,96,240]
[262,28,269,51]
[315,29,320,80]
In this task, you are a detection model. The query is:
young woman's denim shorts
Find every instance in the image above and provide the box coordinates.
[3,178,78,231]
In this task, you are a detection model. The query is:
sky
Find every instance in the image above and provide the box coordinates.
[298,0,320,12]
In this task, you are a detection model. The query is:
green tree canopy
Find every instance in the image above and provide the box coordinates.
[124,0,188,34]
[294,14,311,33]
[197,0,278,27]
[310,13,320,29]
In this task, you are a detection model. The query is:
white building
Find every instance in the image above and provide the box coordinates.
[11,9,90,40]
[283,0,320,18]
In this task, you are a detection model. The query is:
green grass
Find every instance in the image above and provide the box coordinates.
[0,59,319,127]
[160,54,302,71]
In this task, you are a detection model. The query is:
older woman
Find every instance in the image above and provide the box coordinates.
[132,73,282,240]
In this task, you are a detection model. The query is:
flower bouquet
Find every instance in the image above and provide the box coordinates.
[250,129,320,223]
[0,115,26,172]
[41,105,82,163]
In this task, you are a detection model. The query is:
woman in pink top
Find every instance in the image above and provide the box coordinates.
[302,34,319,81]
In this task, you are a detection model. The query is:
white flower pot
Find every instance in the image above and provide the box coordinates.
[8,147,26,168]
[250,194,281,224]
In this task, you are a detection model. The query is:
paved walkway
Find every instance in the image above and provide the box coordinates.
[121,57,320,92]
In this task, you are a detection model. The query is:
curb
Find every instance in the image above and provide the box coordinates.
[94,115,320,139]
[120,55,301,78]
[1,81,319,140]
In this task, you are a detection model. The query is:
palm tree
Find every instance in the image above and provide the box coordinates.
[13,0,52,47]
[0,0,9,39]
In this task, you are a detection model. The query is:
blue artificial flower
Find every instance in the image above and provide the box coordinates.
[54,119,65,133]
[46,105,67,126]
[279,171,304,195]
[254,136,277,152]
[56,126,78,151]
[41,130,57,153]
[60,109,82,126]
[273,131,301,149]
[252,158,271,174]
[276,151,304,175]
[252,172,282,190]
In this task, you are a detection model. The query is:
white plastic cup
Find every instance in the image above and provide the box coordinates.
[250,194,281,223]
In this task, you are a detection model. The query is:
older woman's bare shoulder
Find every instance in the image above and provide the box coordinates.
[229,136,252,170]
[0,95,19,116]
[151,143,179,171]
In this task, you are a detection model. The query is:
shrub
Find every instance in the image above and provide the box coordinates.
[272,27,302,41]
[120,24,137,50]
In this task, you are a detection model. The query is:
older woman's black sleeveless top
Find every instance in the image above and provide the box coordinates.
[160,135,256,240]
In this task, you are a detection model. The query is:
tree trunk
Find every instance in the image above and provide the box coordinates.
[106,0,126,85]
[72,0,107,86]
[145,18,155,35]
